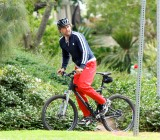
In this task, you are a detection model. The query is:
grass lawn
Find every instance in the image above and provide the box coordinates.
[0,130,159,140]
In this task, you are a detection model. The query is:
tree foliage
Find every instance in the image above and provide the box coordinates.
[86,0,156,36]
[0,0,28,61]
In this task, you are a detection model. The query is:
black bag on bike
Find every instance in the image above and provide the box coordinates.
[103,76,113,83]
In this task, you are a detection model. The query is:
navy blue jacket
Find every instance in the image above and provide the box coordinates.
[59,31,95,69]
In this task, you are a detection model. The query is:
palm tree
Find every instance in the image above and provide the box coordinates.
[102,29,138,73]
[0,0,28,62]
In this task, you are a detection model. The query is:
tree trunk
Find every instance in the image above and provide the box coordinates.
[34,2,46,12]
[33,1,53,51]
[23,32,32,49]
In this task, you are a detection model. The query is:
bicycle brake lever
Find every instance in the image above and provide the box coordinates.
[72,70,76,74]
[62,72,66,76]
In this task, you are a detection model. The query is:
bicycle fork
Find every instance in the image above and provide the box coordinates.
[58,90,71,117]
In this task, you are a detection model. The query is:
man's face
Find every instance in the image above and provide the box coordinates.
[60,25,72,36]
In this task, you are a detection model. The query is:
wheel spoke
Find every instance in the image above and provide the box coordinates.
[42,95,78,130]
[101,95,135,131]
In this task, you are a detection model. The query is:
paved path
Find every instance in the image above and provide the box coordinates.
[93,35,118,47]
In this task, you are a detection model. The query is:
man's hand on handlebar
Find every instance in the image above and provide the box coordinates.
[75,68,83,74]
[57,68,65,75]
[57,68,83,76]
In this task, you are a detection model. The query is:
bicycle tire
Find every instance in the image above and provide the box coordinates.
[101,94,135,131]
[42,95,78,130]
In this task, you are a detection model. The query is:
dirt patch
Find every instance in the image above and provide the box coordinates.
[95,123,106,131]
[95,123,160,139]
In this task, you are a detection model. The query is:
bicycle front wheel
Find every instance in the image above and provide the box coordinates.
[101,94,135,131]
[42,95,78,130]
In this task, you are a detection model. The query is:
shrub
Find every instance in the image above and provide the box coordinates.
[102,73,160,132]
[91,46,112,64]
[4,49,63,83]
[42,24,60,56]
[0,65,55,130]
[143,39,157,76]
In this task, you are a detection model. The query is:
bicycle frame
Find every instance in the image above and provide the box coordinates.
[65,74,105,119]
[74,90,96,117]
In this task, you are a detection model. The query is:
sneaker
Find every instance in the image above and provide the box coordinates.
[99,99,111,115]
[78,116,92,125]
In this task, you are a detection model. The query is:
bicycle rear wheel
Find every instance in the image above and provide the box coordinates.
[42,95,78,130]
[101,94,135,131]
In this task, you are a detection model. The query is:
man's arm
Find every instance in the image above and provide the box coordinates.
[75,33,88,69]
[61,48,70,70]
[57,48,70,75]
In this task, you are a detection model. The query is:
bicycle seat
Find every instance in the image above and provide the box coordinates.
[96,72,111,76]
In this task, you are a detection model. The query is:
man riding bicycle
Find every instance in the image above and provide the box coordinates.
[57,18,111,125]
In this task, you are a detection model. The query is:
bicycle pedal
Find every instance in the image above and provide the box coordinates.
[96,114,101,119]
[85,120,92,126]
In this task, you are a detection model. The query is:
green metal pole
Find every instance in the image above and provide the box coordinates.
[133,0,146,136]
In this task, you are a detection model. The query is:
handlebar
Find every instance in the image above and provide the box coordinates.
[62,70,76,78]
[62,71,112,78]
[60,70,112,90]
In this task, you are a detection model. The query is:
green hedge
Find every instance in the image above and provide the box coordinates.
[0,62,160,131]
[0,65,55,130]
[103,74,160,132]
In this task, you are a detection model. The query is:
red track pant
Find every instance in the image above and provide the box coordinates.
[73,60,106,117]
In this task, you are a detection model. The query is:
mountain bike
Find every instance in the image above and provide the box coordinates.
[41,71,135,131]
